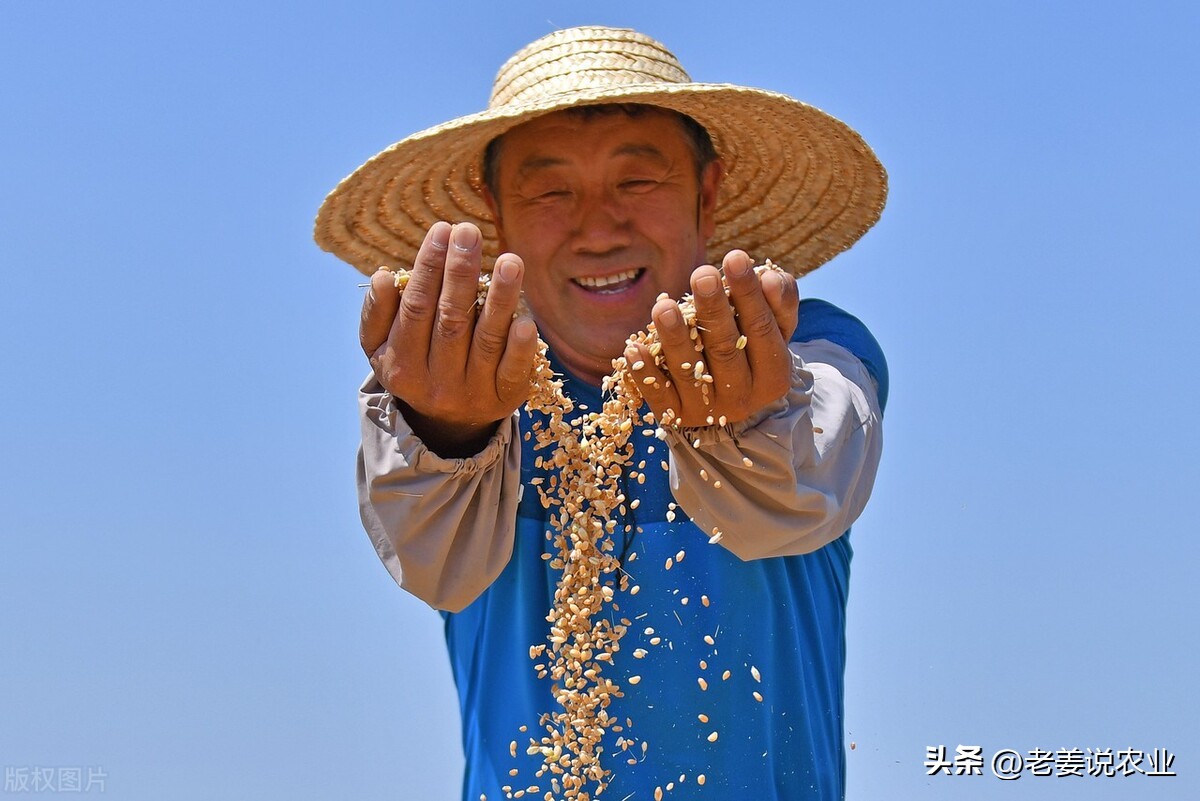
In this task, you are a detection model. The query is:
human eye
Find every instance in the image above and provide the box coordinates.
[523,180,572,202]
[618,177,660,193]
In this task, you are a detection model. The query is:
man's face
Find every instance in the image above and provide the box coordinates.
[485,108,722,385]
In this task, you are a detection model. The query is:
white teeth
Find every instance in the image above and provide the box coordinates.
[575,269,641,289]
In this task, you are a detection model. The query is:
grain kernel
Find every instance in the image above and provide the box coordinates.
[435,261,791,790]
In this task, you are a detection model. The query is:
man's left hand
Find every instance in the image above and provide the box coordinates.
[625,250,799,429]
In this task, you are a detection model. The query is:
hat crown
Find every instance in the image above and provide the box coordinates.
[489,26,692,108]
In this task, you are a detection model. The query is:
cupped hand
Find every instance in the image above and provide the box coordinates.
[625,250,799,429]
[360,221,539,456]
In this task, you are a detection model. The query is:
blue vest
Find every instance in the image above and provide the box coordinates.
[443,298,888,800]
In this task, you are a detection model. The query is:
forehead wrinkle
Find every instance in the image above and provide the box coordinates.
[514,143,672,180]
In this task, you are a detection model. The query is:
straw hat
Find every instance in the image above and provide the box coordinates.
[314,26,887,278]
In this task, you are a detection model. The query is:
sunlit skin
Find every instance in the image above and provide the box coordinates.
[483,110,721,384]
[359,108,798,457]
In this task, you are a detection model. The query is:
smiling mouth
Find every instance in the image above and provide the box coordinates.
[572,268,645,294]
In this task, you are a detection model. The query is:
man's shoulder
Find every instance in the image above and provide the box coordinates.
[794,297,889,411]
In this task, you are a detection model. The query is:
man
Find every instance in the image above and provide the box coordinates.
[316,26,888,801]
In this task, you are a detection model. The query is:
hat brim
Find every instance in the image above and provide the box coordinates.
[314,82,887,278]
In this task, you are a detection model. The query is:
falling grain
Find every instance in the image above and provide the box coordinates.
[383,261,789,797]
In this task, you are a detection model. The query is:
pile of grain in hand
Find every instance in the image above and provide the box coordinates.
[388,260,785,800]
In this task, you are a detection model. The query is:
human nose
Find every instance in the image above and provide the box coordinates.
[570,187,631,254]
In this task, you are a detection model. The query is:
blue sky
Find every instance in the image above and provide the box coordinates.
[2,1,1197,799]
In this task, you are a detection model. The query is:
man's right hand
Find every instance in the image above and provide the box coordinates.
[360,221,539,458]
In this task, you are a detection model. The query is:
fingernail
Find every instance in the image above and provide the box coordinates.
[451,223,480,252]
[430,222,451,250]
[659,305,682,327]
[495,256,519,281]
[725,255,750,278]
[695,274,721,295]
[512,317,536,341]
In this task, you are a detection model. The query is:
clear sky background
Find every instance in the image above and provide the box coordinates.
[2,1,1197,799]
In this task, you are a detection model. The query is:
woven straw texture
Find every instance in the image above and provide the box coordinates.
[314,27,887,277]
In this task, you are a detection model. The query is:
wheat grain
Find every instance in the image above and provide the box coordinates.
[383,259,787,798]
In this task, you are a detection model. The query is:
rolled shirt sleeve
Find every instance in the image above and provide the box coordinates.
[355,297,885,606]
[664,338,883,560]
[357,374,522,612]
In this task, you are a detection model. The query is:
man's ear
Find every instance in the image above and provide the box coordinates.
[698,159,724,241]
[482,186,508,252]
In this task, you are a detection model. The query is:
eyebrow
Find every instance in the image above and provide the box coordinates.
[514,143,671,177]
[515,156,568,175]
[613,143,670,163]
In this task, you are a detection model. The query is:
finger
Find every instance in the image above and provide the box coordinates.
[469,253,525,379]
[495,317,540,407]
[690,263,750,394]
[651,298,709,418]
[760,269,799,340]
[624,343,681,425]
[361,267,400,361]
[391,221,453,361]
[428,222,485,379]
[722,251,789,379]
